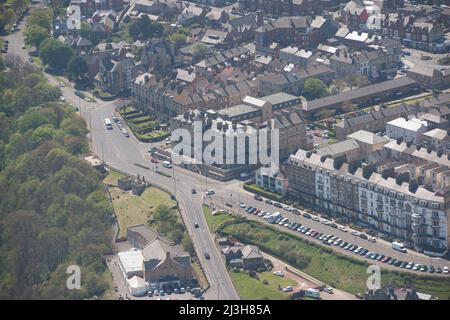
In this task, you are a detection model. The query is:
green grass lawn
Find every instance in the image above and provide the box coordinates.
[229,271,296,300]
[202,205,235,232]
[219,220,450,299]
[103,170,126,186]
[108,185,177,238]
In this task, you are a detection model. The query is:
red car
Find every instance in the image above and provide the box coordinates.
[382,256,392,263]
[151,158,159,163]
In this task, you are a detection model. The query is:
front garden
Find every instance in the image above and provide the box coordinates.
[119,106,169,142]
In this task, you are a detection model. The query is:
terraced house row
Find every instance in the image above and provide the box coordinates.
[285,149,450,256]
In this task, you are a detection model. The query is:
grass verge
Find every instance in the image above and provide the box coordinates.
[202,205,235,232]
[229,270,296,300]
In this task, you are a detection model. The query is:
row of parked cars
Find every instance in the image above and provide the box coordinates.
[242,202,449,275]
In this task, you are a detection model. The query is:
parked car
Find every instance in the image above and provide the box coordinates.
[204,252,210,260]
[367,236,377,243]
[443,266,449,274]
[303,213,312,219]
[254,195,263,201]
[359,234,368,240]
[274,202,282,208]
[265,199,273,205]
[323,286,333,294]
[194,222,199,228]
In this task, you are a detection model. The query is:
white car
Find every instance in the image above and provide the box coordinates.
[338,226,347,232]
[367,236,377,243]
[273,271,284,277]
[59,96,65,101]
[351,231,360,236]
[443,266,449,274]
[239,203,246,208]
[206,189,215,196]
[321,219,330,225]
[282,286,293,292]
[84,96,91,102]
[312,216,320,222]
[323,286,333,294]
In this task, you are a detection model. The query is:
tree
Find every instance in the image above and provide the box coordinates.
[331,79,347,93]
[169,33,187,46]
[39,38,73,71]
[192,43,208,58]
[128,21,140,40]
[303,78,329,100]
[67,56,88,81]
[348,75,370,89]
[26,8,53,32]
[24,25,50,50]
[79,22,93,42]
[129,16,163,40]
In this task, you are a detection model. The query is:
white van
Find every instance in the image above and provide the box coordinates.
[392,241,407,253]
[163,161,172,168]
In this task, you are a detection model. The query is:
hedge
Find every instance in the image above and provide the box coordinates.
[243,182,283,202]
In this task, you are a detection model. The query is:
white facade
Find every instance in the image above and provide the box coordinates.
[287,150,450,254]
[386,117,428,144]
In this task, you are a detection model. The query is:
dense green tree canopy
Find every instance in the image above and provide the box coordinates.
[303,78,329,100]
[39,38,74,71]
[0,58,112,299]
[67,56,88,81]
